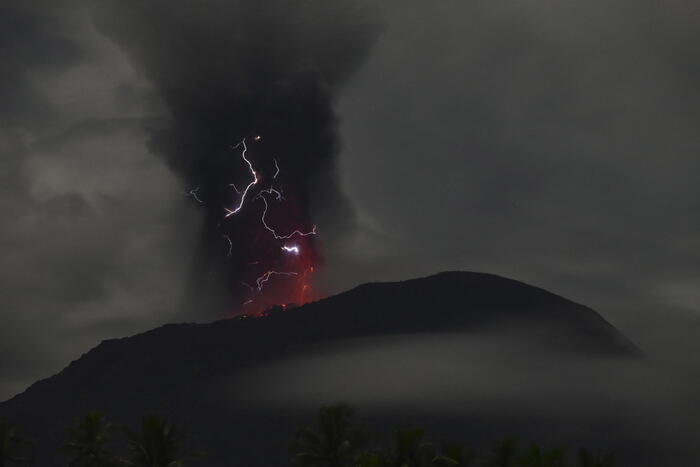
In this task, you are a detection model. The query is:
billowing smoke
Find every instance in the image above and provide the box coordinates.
[94,0,383,314]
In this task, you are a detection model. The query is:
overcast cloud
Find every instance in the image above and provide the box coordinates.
[0,0,197,398]
[332,0,700,369]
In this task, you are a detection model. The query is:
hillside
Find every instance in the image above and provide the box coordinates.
[0,271,641,465]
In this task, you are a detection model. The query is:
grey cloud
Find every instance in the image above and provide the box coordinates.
[0,1,84,128]
[332,0,700,361]
[0,2,196,401]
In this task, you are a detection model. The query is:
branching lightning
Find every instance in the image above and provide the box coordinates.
[257,194,317,240]
[259,186,284,201]
[187,187,204,203]
[225,138,259,217]
[255,270,298,291]
[214,134,319,313]
[273,158,280,179]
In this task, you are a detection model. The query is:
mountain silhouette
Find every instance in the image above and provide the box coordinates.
[0,271,641,465]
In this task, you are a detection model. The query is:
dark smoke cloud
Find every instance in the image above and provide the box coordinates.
[94,0,384,312]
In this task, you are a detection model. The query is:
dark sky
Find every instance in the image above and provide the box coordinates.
[1,0,699,401]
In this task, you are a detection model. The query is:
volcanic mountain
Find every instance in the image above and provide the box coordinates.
[0,272,642,466]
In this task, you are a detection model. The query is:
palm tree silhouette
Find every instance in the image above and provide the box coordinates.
[393,429,433,467]
[292,404,364,467]
[124,415,192,467]
[437,444,474,467]
[578,448,614,467]
[0,420,31,466]
[483,438,518,467]
[514,443,565,467]
[355,451,390,467]
[63,411,116,467]
[391,428,459,467]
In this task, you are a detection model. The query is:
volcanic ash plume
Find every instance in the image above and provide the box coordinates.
[94,0,383,314]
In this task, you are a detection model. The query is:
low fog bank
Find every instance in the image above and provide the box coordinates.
[219,331,700,465]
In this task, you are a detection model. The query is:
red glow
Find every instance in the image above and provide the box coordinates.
[224,135,321,317]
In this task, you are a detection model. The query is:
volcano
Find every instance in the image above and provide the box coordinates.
[0,272,643,466]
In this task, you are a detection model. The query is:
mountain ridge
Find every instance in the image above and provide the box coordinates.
[6,271,639,405]
[0,271,641,466]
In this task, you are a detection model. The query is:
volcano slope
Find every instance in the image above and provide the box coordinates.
[2,272,659,466]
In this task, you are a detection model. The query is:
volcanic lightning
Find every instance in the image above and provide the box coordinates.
[281,245,300,254]
[258,194,317,240]
[224,138,259,217]
[273,158,280,179]
[187,187,204,203]
[200,135,321,315]
[223,234,233,257]
[255,270,298,291]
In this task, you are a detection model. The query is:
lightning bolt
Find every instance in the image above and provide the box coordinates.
[255,270,298,291]
[225,138,258,217]
[259,186,284,201]
[215,134,318,313]
[273,158,280,179]
[187,187,204,203]
[281,245,300,254]
[257,194,317,240]
[223,234,233,257]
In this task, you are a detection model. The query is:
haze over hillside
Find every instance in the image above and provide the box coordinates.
[2,272,676,466]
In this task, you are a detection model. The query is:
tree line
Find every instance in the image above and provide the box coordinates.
[0,405,615,466]
[292,405,614,467]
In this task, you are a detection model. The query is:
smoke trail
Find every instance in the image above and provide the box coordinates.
[94,0,383,313]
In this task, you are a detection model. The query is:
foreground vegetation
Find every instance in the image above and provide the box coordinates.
[0,405,615,466]
[291,405,615,467]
